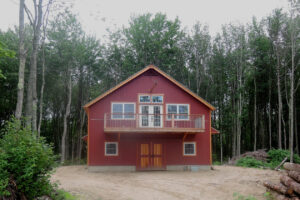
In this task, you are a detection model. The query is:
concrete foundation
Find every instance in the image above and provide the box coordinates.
[88,165,136,172]
[88,165,210,172]
[166,165,211,171]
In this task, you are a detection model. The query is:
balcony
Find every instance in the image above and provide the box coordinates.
[104,113,206,133]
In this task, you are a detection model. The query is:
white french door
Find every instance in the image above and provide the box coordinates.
[139,105,163,128]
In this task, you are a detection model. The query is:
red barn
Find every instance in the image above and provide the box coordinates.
[83,65,218,171]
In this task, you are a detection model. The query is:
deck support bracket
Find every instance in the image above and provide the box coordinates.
[183,133,188,141]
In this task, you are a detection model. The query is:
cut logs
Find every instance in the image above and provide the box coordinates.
[264,163,300,200]
[284,163,300,173]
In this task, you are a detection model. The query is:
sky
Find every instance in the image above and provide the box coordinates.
[1,0,290,40]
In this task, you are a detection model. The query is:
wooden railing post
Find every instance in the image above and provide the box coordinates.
[171,114,175,128]
[202,114,205,129]
[136,113,139,128]
[104,113,107,129]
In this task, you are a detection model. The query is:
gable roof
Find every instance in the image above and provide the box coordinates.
[83,65,215,110]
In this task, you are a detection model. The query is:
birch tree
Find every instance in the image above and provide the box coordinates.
[15,0,26,120]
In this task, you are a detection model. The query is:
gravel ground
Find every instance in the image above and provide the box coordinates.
[51,165,282,200]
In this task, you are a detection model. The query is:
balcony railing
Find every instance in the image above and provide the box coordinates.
[104,113,206,133]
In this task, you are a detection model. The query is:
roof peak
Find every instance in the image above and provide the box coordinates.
[84,65,215,111]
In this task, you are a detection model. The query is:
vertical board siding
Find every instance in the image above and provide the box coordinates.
[88,69,211,167]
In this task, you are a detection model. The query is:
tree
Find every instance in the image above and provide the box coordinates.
[268,9,286,149]
[15,0,27,120]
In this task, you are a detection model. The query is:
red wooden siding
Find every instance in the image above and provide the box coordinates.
[87,68,211,167]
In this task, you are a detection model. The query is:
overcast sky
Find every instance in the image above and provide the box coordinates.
[1,0,289,40]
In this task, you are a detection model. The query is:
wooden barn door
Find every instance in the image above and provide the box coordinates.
[138,142,164,170]
[140,143,150,169]
[152,143,163,169]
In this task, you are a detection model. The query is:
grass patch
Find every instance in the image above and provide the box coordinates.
[53,189,77,200]
[233,192,256,200]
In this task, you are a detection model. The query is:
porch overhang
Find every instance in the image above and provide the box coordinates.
[211,127,220,135]
[104,127,205,133]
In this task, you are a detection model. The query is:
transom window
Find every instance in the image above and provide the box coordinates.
[167,104,189,120]
[139,95,151,103]
[139,94,163,103]
[183,142,196,156]
[112,103,135,119]
[105,142,118,156]
[152,95,163,103]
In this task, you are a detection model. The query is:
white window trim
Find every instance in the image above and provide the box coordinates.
[183,142,196,156]
[111,102,136,120]
[138,94,164,104]
[105,142,118,156]
[166,104,190,121]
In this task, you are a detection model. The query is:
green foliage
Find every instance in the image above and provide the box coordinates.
[267,149,300,168]
[0,41,15,79]
[236,150,300,169]
[263,192,272,200]
[0,119,57,199]
[236,156,266,168]
[233,192,257,200]
[213,161,221,165]
[50,188,77,200]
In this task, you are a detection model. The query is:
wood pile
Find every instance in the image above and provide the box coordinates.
[264,163,300,200]
[229,149,268,165]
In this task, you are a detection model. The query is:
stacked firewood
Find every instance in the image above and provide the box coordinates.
[264,163,300,200]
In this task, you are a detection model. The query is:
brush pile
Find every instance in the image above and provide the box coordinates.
[264,163,300,200]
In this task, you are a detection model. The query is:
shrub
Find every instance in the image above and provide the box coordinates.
[0,119,57,199]
[267,149,300,169]
[236,156,266,168]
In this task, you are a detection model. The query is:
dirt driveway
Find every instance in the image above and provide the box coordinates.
[51,165,281,200]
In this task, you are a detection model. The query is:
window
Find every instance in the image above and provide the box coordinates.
[139,95,150,103]
[139,94,163,103]
[183,142,196,156]
[167,104,189,120]
[152,95,163,103]
[105,142,118,156]
[112,103,135,119]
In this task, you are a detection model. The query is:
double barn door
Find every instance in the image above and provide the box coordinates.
[139,142,164,170]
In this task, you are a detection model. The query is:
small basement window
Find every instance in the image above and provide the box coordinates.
[183,142,196,156]
[105,142,118,156]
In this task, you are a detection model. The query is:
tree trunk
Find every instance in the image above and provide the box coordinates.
[236,64,242,156]
[289,15,295,163]
[284,163,300,172]
[263,181,293,195]
[283,114,287,150]
[25,0,43,132]
[254,73,257,151]
[288,171,300,183]
[280,175,300,194]
[269,71,272,149]
[61,70,72,163]
[276,45,283,149]
[78,111,86,162]
[232,97,236,157]
[15,0,26,120]
[295,106,298,154]
[37,41,45,138]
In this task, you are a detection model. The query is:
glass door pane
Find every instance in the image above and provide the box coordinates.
[153,106,162,127]
[140,105,149,127]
